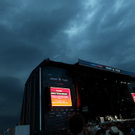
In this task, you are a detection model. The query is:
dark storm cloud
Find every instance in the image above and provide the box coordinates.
[0,77,23,133]
[0,76,23,131]
[0,0,83,66]
[0,77,23,115]
[1,0,135,132]
[64,0,135,71]
[0,41,44,72]
[0,0,82,42]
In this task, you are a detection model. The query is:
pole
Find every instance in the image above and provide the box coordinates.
[39,67,42,131]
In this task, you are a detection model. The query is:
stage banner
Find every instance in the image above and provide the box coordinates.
[122,70,135,77]
[131,93,135,103]
[78,59,135,77]
[78,59,103,69]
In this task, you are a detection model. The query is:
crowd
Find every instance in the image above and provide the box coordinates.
[46,113,135,135]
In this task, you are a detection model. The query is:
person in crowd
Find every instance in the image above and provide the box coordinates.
[94,125,106,135]
[87,124,106,135]
[68,113,85,135]
[131,127,135,135]
[124,126,133,135]
[87,126,96,135]
[95,117,100,125]
[106,123,124,135]
[123,125,135,135]
[95,129,106,135]
[101,124,107,133]
[130,123,135,135]
[106,124,111,131]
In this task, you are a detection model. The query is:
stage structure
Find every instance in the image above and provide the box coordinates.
[19,58,135,135]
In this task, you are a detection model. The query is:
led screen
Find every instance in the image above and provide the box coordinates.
[131,93,135,103]
[50,87,72,106]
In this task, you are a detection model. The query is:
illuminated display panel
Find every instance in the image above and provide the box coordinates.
[50,87,72,106]
[131,93,135,103]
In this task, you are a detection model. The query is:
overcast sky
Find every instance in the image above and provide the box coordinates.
[0,0,135,132]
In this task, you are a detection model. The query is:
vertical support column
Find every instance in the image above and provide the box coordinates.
[75,81,79,110]
[39,67,42,131]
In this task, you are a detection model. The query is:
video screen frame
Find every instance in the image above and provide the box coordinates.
[50,87,72,106]
[131,93,135,103]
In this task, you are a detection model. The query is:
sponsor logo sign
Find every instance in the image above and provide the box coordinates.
[79,59,123,74]
[104,66,121,73]
[50,77,68,82]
